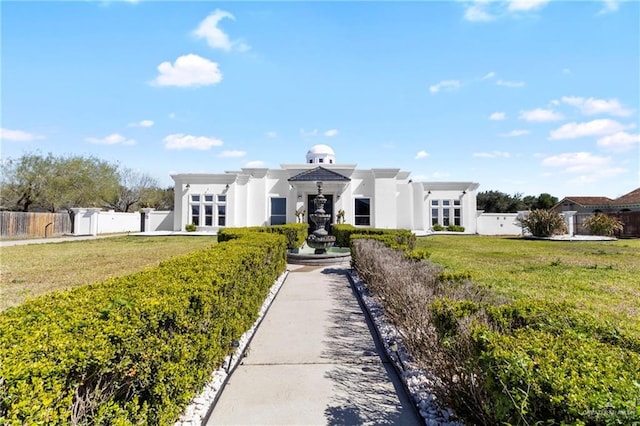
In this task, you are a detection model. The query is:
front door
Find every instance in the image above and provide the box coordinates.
[307,194,333,231]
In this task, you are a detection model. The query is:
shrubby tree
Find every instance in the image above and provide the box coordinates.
[1,153,120,212]
[140,186,174,211]
[477,191,526,213]
[478,191,558,213]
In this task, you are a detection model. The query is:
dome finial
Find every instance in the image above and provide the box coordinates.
[306,144,336,165]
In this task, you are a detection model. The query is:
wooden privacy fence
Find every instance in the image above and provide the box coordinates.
[0,212,72,239]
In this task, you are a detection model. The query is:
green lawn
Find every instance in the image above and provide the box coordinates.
[0,235,218,311]
[416,236,640,335]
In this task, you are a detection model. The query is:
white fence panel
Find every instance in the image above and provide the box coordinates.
[97,211,140,234]
[148,211,174,231]
[476,213,522,235]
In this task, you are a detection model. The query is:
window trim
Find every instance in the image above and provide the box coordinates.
[354,197,371,226]
[270,197,287,225]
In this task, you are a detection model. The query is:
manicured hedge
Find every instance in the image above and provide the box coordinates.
[0,232,287,425]
[218,223,308,249]
[332,224,416,250]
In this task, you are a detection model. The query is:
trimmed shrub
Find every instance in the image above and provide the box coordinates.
[582,213,624,237]
[517,209,567,237]
[332,224,415,250]
[446,225,465,232]
[432,223,445,231]
[403,248,431,262]
[185,223,197,232]
[218,223,307,249]
[0,232,287,425]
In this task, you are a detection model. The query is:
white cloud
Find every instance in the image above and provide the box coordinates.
[598,0,620,14]
[415,150,429,159]
[163,133,223,150]
[324,129,339,137]
[218,150,246,158]
[265,131,277,138]
[0,128,45,142]
[562,68,571,75]
[560,96,633,117]
[245,160,265,168]
[596,132,640,152]
[519,108,564,122]
[193,9,250,52]
[542,151,627,183]
[129,120,154,128]
[300,128,318,137]
[542,152,610,171]
[489,112,506,120]
[499,129,530,137]
[429,80,461,94]
[152,54,222,87]
[431,171,451,179]
[464,1,495,22]
[193,9,234,51]
[481,71,496,80]
[508,0,550,12]
[549,119,634,140]
[496,80,525,88]
[473,150,511,158]
[86,133,136,145]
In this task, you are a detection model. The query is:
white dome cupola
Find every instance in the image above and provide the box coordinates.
[306,144,336,165]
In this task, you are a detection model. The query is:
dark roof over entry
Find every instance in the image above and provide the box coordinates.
[288,166,351,182]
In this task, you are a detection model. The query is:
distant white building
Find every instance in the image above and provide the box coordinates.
[171,144,480,234]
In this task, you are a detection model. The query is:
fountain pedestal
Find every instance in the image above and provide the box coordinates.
[306,182,336,254]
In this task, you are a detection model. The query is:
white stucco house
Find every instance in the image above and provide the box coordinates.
[171,145,480,234]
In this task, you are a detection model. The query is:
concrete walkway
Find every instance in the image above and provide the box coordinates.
[206,265,421,426]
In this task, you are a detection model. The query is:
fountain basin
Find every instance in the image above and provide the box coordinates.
[287,244,351,266]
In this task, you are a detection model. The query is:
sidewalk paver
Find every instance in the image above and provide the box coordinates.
[206,265,421,425]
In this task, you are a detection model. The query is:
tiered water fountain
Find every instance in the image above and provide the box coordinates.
[286,181,351,265]
[306,182,336,254]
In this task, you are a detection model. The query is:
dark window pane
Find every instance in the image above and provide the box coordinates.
[271,198,286,215]
[218,195,226,202]
[355,217,370,226]
[205,195,214,202]
[443,200,450,206]
[354,199,370,216]
[219,216,226,226]
[218,205,226,216]
[191,195,200,202]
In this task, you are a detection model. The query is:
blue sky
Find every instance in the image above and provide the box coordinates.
[2,0,638,199]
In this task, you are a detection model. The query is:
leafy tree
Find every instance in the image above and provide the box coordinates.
[477,191,527,213]
[479,191,559,213]
[140,186,174,210]
[1,153,55,211]
[1,153,120,212]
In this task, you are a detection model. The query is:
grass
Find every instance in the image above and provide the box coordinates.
[0,235,218,311]
[416,235,640,336]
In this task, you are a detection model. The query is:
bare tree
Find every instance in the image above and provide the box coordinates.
[106,167,159,212]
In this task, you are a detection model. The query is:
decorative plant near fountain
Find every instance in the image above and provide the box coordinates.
[306,182,336,254]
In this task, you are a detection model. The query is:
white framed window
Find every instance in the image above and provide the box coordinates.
[270,197,287,225]
[354,198,371,226]
[190,194,226,227]
[431,199,463,227]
